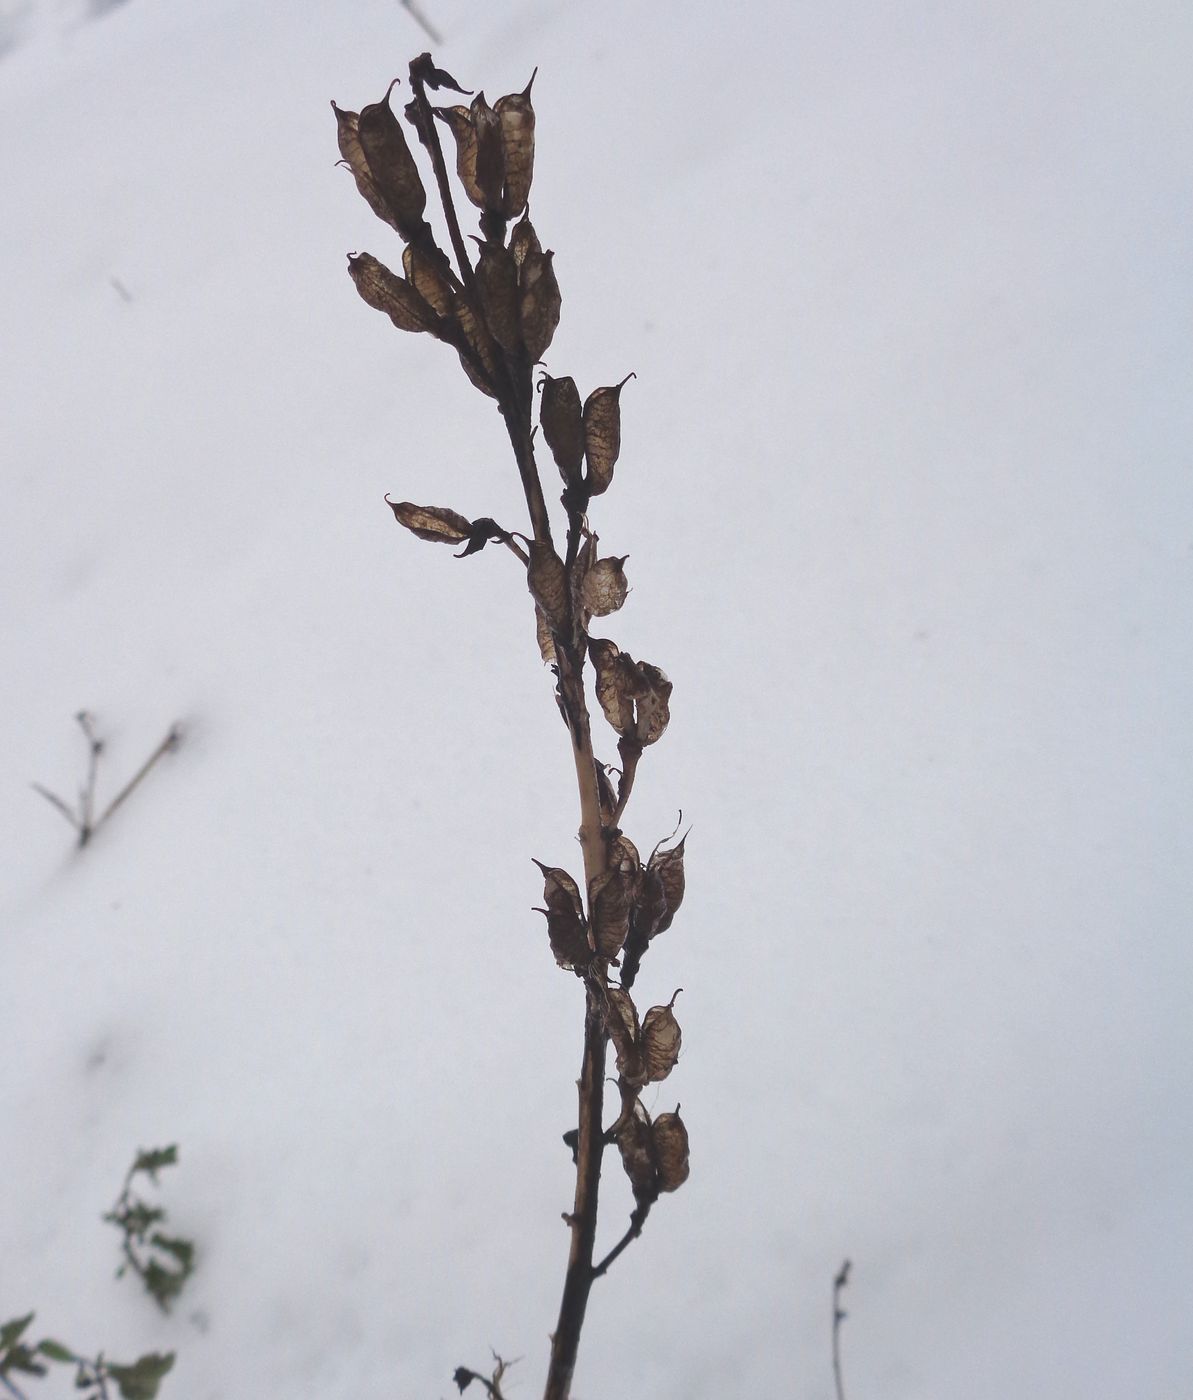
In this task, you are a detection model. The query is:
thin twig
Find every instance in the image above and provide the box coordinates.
[93,725,181,833]
[400,0,443,45]
[590,1200,651,1279]
[0,1373,30,1400]
[30,782,83,833]
[408,57,475,293]
[833,1258,851,1400]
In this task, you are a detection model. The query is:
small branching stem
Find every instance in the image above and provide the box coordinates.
[590,1200,651,1280]
[0,1375,29,1400]
[408,60,475,293]
[833,1258,851,1400]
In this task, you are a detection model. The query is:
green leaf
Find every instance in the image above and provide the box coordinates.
[0,1315,34,1351]
[132,1146,178,1180]
[107,1352,175,1400]
[37,1339,77,1363]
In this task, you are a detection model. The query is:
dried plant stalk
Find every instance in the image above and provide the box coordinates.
[333,55,689,1400]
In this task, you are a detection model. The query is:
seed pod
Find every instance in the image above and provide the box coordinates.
[473,241,521,353]
[538,374,584,486]
[434,105,484,209]
[534,605,556,665]
[452,292,502,387]
[402,244,455,317]
[495,73,536,217]
[641,993,682,1083]
[332,103,400,233]
[647,833,686,934]
[652,1109,690,1192]
[526,540,569,632]
[470,91,506,213]
[588,638,638,737]
[634,661,672,746]
[583,374,635,495]
[580,556,629,617]
[357,80,428,240]
[519,244,561,362]
[605,986,643,1083]
[348,253,439,334]
[589,863,635,960]
[386,499,473,544]
[616,1101,659,1205]
[532,860,590,970]
[509,212,541,269]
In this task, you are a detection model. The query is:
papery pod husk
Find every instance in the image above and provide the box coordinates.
[640,997,682,1083]
[332,104,401,234]
[538,374,584,485]
[435,105,483,208]
[495,75,536,217]
[470,91,506,212]
[453,293,502,386]
[647,833,686,934]
[580,556,629,617]
[583,375,634,495]
[615,1099,658,1205]
[634,661,672,746]
[527,541,569,631]
[519,246,561,362]
[604,986,643,1083]
[402,244,455,317]
[652,1109,690,1192]
[509,212,542,270]
[608,831,640,876]
[588,638,639,737]
[532,860,590,970]
[534,605,556,664]
[357,81,428,239]
[456,346,497,398]
[348,253,439,335]
[589,863,635,960]
[473,241,521,354]
[386,500,472,544]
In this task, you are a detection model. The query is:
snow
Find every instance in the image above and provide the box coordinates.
[3,1,1192,1397]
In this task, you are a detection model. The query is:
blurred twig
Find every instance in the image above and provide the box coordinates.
[833,1258,851,1400]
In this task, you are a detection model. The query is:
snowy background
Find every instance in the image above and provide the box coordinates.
[3,1,1192,1396]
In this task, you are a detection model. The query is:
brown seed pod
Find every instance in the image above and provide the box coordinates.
[588,638,638,738]
[473,240,521,353]
[526,540,569,632]
[652,1109,690,1192]
[604,986,643,1083]
[495,73,536,217]
[532,860,590,970]
[332,103,401,234]
[470,91,506,213]
[580,556,629,617]
[534,605,556,665]
[509,211,542,269]
[434,105,483,209]
[385,500,473,544]
[647,833,686,934]
[519,244,561,363]
[538,374,584,487]
[583,374,635,495]
[357,80,428,241]
[588,863,635,960]
[402,244,455,317]
[634,661,672,746]
[640,992,682,1083]
[615,1099,659,1206]
[348,253,439,334]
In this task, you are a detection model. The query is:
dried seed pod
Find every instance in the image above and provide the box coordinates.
[652,1109,690,1192]
[605,986,643,1082]
[519,244,561,362]
[526,541,569,631]
[385,499,473,544]
[534,605,556,664]
[332,103,401,233]
[435,105,483,209]
[473,240,521,353]
[470,91,506,213]
[583,374,635,496]
[348,253,439,335]
[452,293,502,386]
[588,638,638,737]
[580,556,629,617]
[647,833,686,934]
[634,661,672,746]
[495,73,536,217]
[509,211,541,269]
[640,993,682,1083]
[615,1099,658,1205]
[402,244,455,317]
[532,860,590,970]
[589,863,635,960]
[357,80,428,240]
[608,831,640,875]
[538,374,584,487]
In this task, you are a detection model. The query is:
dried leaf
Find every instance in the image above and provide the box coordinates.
[532,860,590,970]
[495,73,536,217]
[357,80,428,239]
[583,374,635,495]
[473,240,521,353]
[386,499,472,543]
[348,253,439,334]
[652,1110,690,1192]
[615,1099,658,1205]
[527,541,569,630]
[519,245,561,362]
[538,374,584,486]
[435,105,483,209]
[580,556,629,617]
[402,244,455,317]
[641,994,682,1083]
[470,91,505,213]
